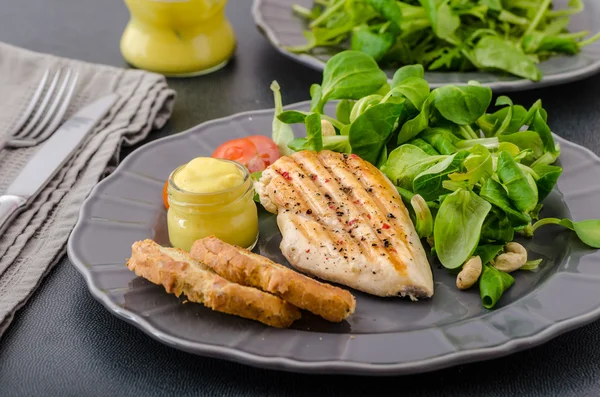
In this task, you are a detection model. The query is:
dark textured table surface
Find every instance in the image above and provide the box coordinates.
[2,1,600,396]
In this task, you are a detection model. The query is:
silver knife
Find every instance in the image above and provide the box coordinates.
[0,93,120,236]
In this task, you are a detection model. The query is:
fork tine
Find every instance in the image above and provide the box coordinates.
[7,68,51,137]
[26,70,80,144]
[26,68,79,142]
[13,69,61,139]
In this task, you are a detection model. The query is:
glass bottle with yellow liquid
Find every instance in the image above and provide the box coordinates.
[120,0,236,77]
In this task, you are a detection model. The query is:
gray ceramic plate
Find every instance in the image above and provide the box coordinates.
[252,0,600,92]
[68,101,600,376]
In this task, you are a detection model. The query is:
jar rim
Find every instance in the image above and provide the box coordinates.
[168,158,250,197]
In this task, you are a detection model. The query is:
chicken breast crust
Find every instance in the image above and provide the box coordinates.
[255,150,434,299]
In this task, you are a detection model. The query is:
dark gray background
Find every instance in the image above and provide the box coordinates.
[1,0,600,396]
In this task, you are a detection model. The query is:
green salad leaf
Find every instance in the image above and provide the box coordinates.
[289,0,600,80]
[472,36,542,81]
[431,84,493,125]
[382,144,444,189]
[270,49,600,310]
[480,264,515,309]
[496,151,538,213]
[270,81,295,156]
[434,189,491,269]
[316,50,388,112]
[349,102,404,164]
[527,218,600,248]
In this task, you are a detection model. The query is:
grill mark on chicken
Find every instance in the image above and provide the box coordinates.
[306,152,408,273]
[269,151,416,274]
[321,152,413,253]
[288,152,385,265]
[269,156,359,264]
[258,150,434,298]
[344,154,423,262]
[318,153,407,234]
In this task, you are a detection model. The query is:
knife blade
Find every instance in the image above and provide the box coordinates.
[0,93,119,235]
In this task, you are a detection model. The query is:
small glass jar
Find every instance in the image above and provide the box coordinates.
[120,0,236,77]
[166,160,259,252]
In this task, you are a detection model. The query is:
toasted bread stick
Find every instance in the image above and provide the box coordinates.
[190,236,356,323]
[127,239,301,328]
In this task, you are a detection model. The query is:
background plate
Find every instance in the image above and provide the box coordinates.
[252,0,600,92]
[68,101,600,375]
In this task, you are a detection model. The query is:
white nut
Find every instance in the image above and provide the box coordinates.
[456,256,482,290]
[492,242,527,273]
[321,119,336,136]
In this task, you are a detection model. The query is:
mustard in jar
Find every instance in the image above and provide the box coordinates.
[120,0,236,76]
[167,157,259,252]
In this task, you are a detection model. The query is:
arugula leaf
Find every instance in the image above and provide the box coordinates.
[419,0,460,39]
[472,36,542,81]
[351,26,396,61]
[522,32,579,55]
[366,0,404,27]
[480,0,502,12]
[290,0,599,81]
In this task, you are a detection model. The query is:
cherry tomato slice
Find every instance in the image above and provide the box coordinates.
[245,135,280,167]
[162,180,169,210]
[212,135,280,173]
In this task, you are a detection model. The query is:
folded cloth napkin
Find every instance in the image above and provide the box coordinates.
[0,42,176,335]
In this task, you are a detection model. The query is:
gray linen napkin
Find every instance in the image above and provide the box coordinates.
[0,42,176,335]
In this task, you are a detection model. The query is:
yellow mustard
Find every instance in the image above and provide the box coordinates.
[120,0,236,77]
[167,157,259,252]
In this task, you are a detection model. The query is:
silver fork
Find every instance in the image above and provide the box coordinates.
[0,66,80,151]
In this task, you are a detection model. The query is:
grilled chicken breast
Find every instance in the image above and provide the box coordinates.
[127,240,301,328]
[255,150,434,299]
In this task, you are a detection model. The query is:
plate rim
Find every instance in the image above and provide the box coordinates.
[68,100,600,376]
[251,0,600,93]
